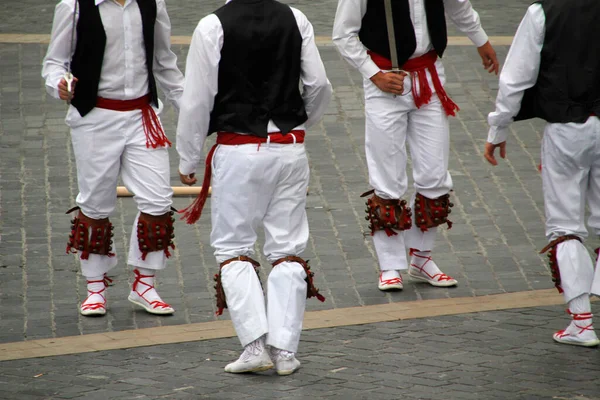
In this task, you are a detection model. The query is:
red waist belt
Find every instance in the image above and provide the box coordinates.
[368,50,459,117]
[96,94,171,148]
[180,130,306,224]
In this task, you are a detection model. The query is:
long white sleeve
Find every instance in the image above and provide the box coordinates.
[42,0,77,100]
[487,4,545,144]
[176,15,222,176]
[293,8,333,129]
[152,0,184,111]
[444,0,489,47]
[332,0,380,80]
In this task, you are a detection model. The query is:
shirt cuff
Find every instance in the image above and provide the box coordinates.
[178,160,197,176]
[469,29,489,48]
[358,58,381,80]
[487,126,510,145]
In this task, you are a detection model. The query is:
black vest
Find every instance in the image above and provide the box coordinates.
[209,0,307,137]
[71,0,158,117]
[515,0,600,122]
[358,0,447,66]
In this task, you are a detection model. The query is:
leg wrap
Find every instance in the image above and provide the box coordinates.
[272,256,326,302]
[361,189,412,237]
[215,256,261,316]
[66,207,115,260]
[137,209,176,261]
[540,235,582,293]
[413,193,453,232]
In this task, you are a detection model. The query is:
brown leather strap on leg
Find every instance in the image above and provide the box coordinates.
[413,193,453,232]
[539,235,582,293]
[137,209,176,261]
[214,256,261,316]
[66,206,114,260]
[273,256,326,302]
[361,189,412,237]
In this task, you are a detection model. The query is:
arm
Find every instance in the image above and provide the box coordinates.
[444,0,499,74]
[331,0,406,94]
[332,0,379,80]
[444,0,489,47]
[176,15,222,178]
[485,4,545,164]
[153,0,185,111]
[293,9,332,129]
[41,0,76,100]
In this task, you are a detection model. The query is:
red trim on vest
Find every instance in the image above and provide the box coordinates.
[96,95,171,149]
[368,50,459,117]
[179,130,306,224]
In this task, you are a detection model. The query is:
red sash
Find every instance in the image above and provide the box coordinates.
[180,130,306,224]
[368,50,459,117]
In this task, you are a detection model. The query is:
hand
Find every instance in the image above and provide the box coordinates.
[484,141,506,166]
[477,41,499,75]
[370,71,407,95]
[179,171,197,186]
[58,76,78,101]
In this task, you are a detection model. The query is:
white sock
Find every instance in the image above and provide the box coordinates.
[381,270,401,280]
[568,294,592,315]
[84,275,106,303]
[244,336,266,356]
[133,267,162,303]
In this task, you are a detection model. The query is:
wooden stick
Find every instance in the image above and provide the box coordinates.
[117,186,309,197]
[116,186,209,197]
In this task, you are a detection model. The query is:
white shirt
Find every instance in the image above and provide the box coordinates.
[332,0,489,80]
[487,4,545,145]
[42,0,184,110]
[176,6,333,176]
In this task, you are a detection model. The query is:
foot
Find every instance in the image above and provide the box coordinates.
[553,311,600,347]
[378,270,404,291]
[80,275,112,317]
[269,347,301,376]
[128,269,174,315]
[225,338,274,373]
[408,249,457,287]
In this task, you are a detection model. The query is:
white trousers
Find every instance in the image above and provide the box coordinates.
[66,105,173,278]
[211,142,310,352]
[541,117,600,301]
[364,60,453,271]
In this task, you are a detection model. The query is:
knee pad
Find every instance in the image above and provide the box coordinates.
[66,207,114,260]
[361,189,412,237]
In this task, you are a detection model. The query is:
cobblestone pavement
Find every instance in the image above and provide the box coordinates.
[1,305,599,400]
[2,1,600,399]
[1,0,533,37]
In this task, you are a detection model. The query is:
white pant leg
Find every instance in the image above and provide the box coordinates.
[404,95,452,252]
[262,144,310,260]
[556,240,595,302]
[260,144,310,352]
[210,144,279,346]
[364,77,412,270]
[221,260,268,347]
[266,261,307,353]
[541,122,592,240]
[119,110,173,270]
[585,117,600,296]
[68,107,126,277]
[542,120,597,300]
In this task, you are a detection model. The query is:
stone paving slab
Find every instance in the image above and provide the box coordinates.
[0,38,581,344]
[1,0,533,37]
[0,305,599,400]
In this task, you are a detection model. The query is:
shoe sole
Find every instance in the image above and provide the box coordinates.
[128,296,174,315]
[409,272,458,287]
[225,363,274,374]
[80,308,106,317]
[553,336,600,347]
[277,366,300,376]
[378,284,403,291]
